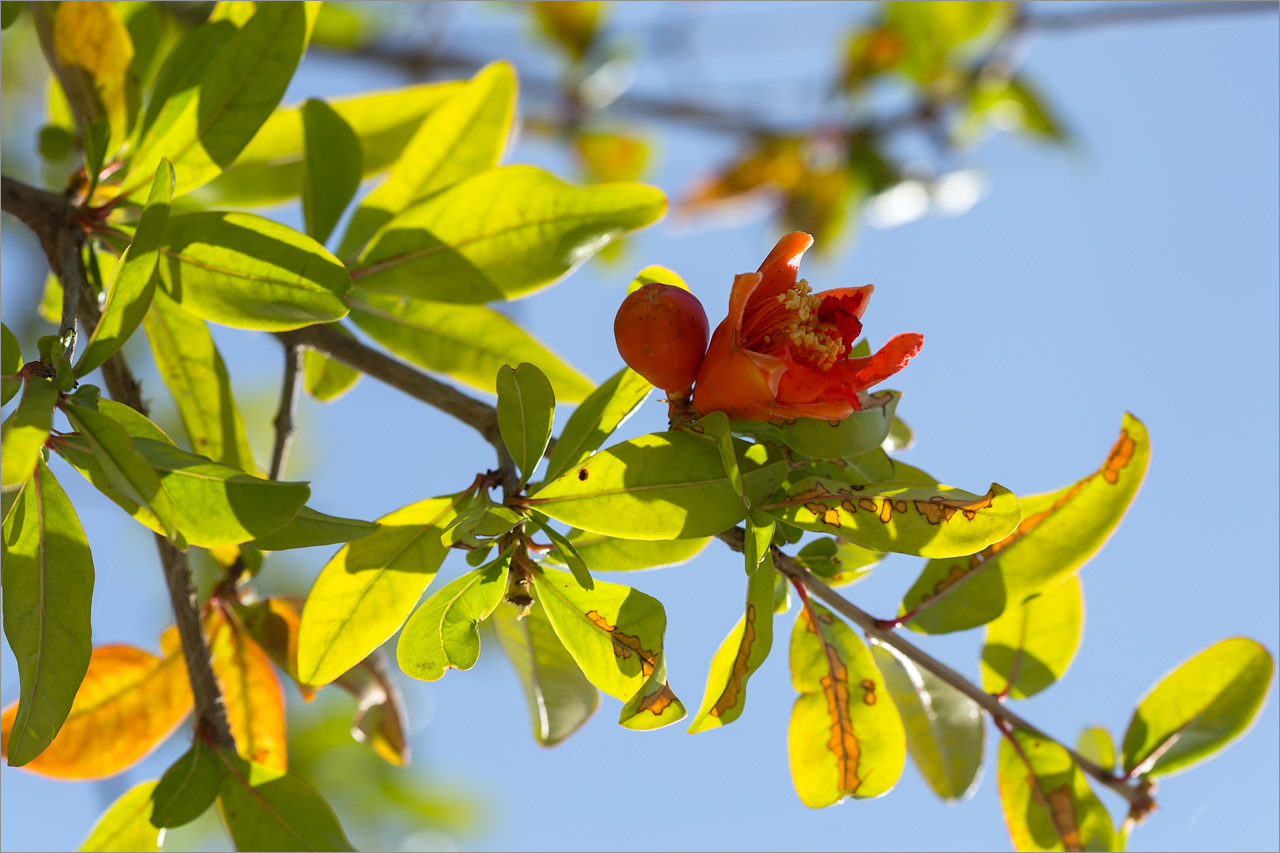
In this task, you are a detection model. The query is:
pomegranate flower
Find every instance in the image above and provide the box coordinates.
[691,232,923,422]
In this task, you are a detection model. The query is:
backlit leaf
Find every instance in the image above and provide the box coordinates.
[543,366,650,483]
[352,165,665,303]
[997,729,1113,852]
[78,780,163,853]
[331,650,410,766]
[577,131,648,183]
[301,99,362,245]
[215,749,355,852]
[157,211,350,331]
[207,607,288,772]
[303,328,361,402]
[1121,637,1273,777]
[1,323,21,405]
[625,264,687,294]
[688,563,775,732]
[981,575,1083,699]
[1,376,59,492]
[398,550,511,681]
[245,507,378,552]
[531,567,685,730]
[150,741,220,828]
[493,600,599,746]
[1076,727,1115,776]
[900,414,1148,633]
[0,636,191,778]
[233,597,315,702]
[693,410,747,507]
[52,1,134,145]
[298,491,472,687]
[1,459,94,766]
[743,513,775,575]
[795,537,882,587]
[76,160,173,377]
[497,363,556,489]
[528,512,593,590]
[528,431,788,540]
[543,529,709,572]
[765,478,1020,559]
[778,390,900,459]
[348,289,594,402]
[132,17,237,150]
[531,0,603,62]
[870,639,983,802]
[789,602,905,806]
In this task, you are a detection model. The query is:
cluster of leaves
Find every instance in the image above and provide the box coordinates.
[0,2,1272,853]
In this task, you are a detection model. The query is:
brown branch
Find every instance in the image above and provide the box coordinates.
[1022,1,1275,33]
[715,526,1153,813]
[2,173,237,754]
[269,344,303,481]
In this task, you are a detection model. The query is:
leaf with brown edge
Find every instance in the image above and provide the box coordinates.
[1,632,191,779]
[997,729,1114,852]
[206,607,288,772]
[788,601,905,807]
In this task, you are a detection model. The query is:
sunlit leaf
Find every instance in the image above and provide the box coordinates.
[78,780,163,853]
[775,390,900,459]
[764,478,1020,559]
[233,597,316,702]
[528,431,787,540]
[981,575,1083,699]
[531,567,685,730]
[245,506,378,551]
[900,414,1148,633]
[301,99,362,245]
[794,537,882,587]
[331,651,410,766]
[1,376,59,492]
[398,550,511,681]
[133,17,237,149]
[743,512,775,575]
[352,165,665,303]
[338,62,515,257]
[576,131,648,183]
[869,639,983,802]
[1076,727,1115,776]
[207,607,288,772]
[997,729,1113,852]
[528,512,593,590]
[1,635,191,778]
[493,600,599,746]
[543,529,709,572]
[964,74,1067,144]
[76,160,173,378]
[531,0,603,62]
[540,366,651,483]
[348,289,594,402]
[688,563,775,732]
[1,459,94,766]
[298,491,472,687]
[150,741,220,828]
[694,410,747,508]
[156,211,350,331]
[52,1,134,145]
[1,323,21,405]
[1121,637,1273,778]
[303,328,361,402]
[789,602,906,806]
[625,264,687,294]
[215,749,355,852]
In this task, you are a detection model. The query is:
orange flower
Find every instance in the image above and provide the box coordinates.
[691,232,923,422]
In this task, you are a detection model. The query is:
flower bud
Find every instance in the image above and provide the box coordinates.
[614,283,710,397]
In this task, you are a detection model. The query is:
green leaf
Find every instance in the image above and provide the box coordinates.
[2,459,94,766]
[303,341,361,402]
[625,264,687,294]
[208,1,257,26]
[693,410,747,507]
[76,161,174,378]
[1076,727,1115,776]
[497,363,556,490]
[301,99,362,245]
[157,211,350,331]
[870,638,983,802]
[338,61,515,258]
[78,780,162,852]
[688,564,775,732]
[54,436,308,547]
[543,529,710,572]
[789,602,906,806]
[348,289,594,402]
[215,749,355,852]
[777,390,901,459]
[95,398,175,444]
[764,478,1020,559]
[1,323,22,405]
[883,414,914,452]
[122,2,316,199]
[966,74,1067,143]
[133,18,237,150]
[793,448,899,488]
[743,513,775,575]
[351,164,665,303]
[530,567,685,730]
[1,377,59,492]
[528,511,593,590]
[62,399,177,539]
[246,507,379,551]
[543,366,651,483]
[997,729,1113,852]
[82,118,111,195]
[297,492,472,687]
[795,536,882,587]
[193,80,464,208]
[981,575,1083,699]
[150,741,220,828]
[900,414,1149,634]
[440,502,523,548]
[493,600,599,746]
[1,2,22,29]
[397,550,511,681]
[1121,637,1274,778]
[531,0,603,62]
[528,431,787,540]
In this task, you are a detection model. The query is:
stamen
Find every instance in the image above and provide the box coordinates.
[740,279,845,370]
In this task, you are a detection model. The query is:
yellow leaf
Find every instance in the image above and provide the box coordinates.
[52,1,135,145]
[207,608,288,772]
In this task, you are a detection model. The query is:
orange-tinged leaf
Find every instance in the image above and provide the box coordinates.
[234,597,316,702]
[51,1,134,144]
[0,639,191,779]
[207,608,288,772]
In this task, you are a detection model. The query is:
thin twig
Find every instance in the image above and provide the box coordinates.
[269,344,304,481]
[1022,1,1274,33]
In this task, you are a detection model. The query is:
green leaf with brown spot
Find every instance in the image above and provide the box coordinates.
[899,414,1148,634]
[764,478,1020,559]
[981,575,1083,699]
[78,780,162,852]
[1121,637,1273,778]
[543,529,709,572]
[1,376,59,492]
[530,567,685,731]
[870,638,983,802]
[997,730,1113,852]
[688,562,775,732]
[789,602,905,806]
[397,549,511,681]
[542,366,651,483]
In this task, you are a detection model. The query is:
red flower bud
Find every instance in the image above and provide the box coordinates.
[614,283,710,397]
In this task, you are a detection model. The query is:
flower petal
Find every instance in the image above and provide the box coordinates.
[693,319,786,421]
[751,232,814,306]
[817,285,875,348]
[846,333,924,389]
[727,272,764,347]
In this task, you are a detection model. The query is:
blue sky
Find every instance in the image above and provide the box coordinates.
[2,3,1277,851]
